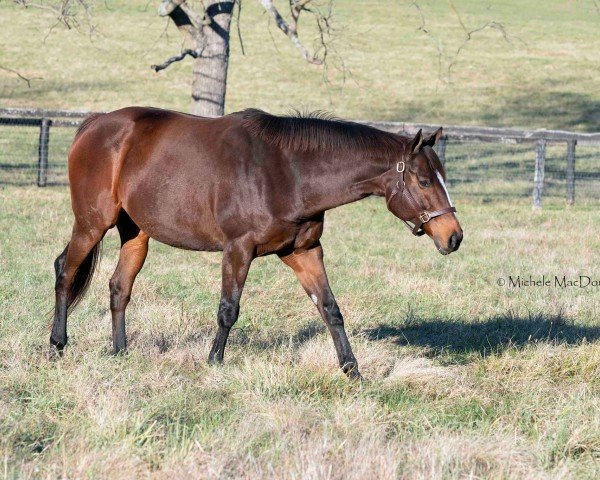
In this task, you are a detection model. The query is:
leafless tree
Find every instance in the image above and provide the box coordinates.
[10,0,335,115]
[154,0,335,116]
[11,0,516,116]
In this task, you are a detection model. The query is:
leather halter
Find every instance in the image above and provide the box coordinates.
[386,160,457,236]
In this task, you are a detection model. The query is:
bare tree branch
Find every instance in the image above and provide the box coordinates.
[151,49,200,72]
[157,0,185,17]
[234,0,246,55]
[0,65,42,87]
[411,1,444,83]
[152,0,209,71]
[157,0,206,45]
[448,21,510,76]
[258,0,326,64]
[412,0,513,84]
[14,0,96,36]
[446,0,512,77]
[155,1,333,71]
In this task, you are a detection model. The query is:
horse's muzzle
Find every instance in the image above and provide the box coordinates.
[436,230,463,255]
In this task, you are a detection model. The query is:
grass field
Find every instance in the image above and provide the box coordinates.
[1,0,599,130]
[1,188,599,479]
[1,1,599,479]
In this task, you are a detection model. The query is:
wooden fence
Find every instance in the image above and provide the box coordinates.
[1,108,599,206]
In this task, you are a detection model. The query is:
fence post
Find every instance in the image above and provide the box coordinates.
[435,135,447,166]
[565,139,577,206]
[37,118,51,187]
[532,138,546,208]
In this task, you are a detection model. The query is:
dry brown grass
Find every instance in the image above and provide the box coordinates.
[1,184,599,478]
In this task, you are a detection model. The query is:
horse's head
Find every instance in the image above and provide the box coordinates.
[385,128,463,255]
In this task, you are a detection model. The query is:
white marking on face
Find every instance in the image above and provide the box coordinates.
[435,170,453,207]
[311,294,318,305]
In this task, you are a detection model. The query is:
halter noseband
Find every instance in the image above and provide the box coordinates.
[386,160,457,236]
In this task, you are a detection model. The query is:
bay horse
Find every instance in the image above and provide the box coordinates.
[50,107,462,379]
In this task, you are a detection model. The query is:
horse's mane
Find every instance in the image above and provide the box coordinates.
[240,108,406,155]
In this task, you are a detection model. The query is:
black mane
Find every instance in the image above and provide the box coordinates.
[240,109,406,155]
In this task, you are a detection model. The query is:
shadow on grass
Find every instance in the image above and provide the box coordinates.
[387,83,600,132]
[480,90,600,133]
[363,311,600,357]
[146,322,327,354]
[233,323,327,351]
[228,311,600,358]
[146,311,598,361]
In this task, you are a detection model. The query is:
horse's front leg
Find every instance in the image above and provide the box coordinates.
[208,238,254,365]
[279,243,361,379]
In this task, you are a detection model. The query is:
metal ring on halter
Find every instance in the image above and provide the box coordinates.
[396,161,405,173]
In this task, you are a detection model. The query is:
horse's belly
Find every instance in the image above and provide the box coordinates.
[121,179,225,252]
[133,215,224,251]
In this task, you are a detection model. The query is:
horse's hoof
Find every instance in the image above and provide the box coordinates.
[46,344,64,361]
[342,362,363,381]
[207,354,223,366]
[50,334,66,349]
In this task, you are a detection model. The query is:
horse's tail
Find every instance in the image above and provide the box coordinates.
[65,240,103,314]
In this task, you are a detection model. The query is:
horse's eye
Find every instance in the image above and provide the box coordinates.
[419,179,432,188]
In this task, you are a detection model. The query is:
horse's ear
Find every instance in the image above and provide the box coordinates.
[409,129,423,154]
[423,127,443,147]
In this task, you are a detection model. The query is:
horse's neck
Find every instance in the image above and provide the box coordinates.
[298,150,392,218]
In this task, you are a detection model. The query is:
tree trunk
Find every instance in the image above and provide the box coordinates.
[191,1,234,117]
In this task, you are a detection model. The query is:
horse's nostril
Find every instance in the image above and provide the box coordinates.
[448,232,461,250]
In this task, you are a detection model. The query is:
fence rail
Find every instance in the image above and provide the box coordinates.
[1,108,598,206]
[363,120,600,144]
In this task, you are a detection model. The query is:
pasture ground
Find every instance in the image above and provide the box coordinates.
[1,1,599,478]
[1,188,599,478]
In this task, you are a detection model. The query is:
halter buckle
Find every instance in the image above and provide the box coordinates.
[419,212,431,223]
[396,161,405,173]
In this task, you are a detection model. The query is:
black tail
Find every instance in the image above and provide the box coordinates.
[66,241,102,313]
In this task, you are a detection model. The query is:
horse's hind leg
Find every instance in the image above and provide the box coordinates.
[109,211,149,354]
[50,222,106,352]
[50,244,69,350]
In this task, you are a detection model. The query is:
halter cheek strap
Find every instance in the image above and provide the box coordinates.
[386,161,457,236]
